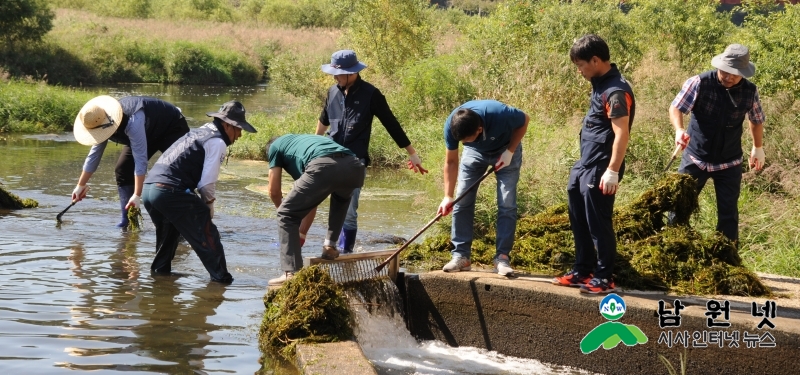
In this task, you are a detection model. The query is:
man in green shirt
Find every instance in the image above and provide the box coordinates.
[266,134,366,286]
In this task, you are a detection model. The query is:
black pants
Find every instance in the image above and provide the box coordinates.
[115,117,189,186]
[141,183,232,283]
[678,156,742,243]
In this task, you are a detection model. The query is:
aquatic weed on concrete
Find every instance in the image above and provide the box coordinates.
[402,173,770,296]
[259,266,353,359]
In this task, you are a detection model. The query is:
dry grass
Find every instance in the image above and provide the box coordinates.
[53,8,341,60]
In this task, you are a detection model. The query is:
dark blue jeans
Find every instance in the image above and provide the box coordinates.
[678,156,742,243]
[567,163,618,280]
[141,183,232,283]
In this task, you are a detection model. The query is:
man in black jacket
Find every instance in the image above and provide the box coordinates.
[310,49,428,253]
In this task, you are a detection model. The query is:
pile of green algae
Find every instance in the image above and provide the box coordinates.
[402,173,770,297]
[0,185,38,209]
[259,266,353,359]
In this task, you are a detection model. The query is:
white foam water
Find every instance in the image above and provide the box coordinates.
[346,280,591,375]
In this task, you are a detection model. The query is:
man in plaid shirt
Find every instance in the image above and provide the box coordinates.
[669,44,765,244]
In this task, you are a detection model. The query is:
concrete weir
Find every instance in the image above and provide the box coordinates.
[404,271,800,375]
[294,270,800,375]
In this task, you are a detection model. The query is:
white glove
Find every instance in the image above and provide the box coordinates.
[675,129,690,150]
[72,184,88,202]
[495,150,514,171]
[407,153,428,174]
[750,146,765,170]
[599,169,619,195]
[437,196,454,216]
[125,194,141,210]
[207,202,215,219]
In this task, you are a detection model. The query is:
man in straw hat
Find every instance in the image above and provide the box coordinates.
[72,96,189,228]
[668,43,766,245]
[141,100,256,283]
[305,49,428,254]
[264,134,366,286]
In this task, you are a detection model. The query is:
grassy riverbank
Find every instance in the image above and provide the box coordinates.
[3,0,800,279]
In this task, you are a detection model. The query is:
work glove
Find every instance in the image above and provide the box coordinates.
[125,194,141,210]
[407,153,429,174]
[72,184,89,202]
[437,196,454,216]
[207,202,215,219]
[750,146,765,170]
[675,129,690,150]
[495,150,514,171]
[599,169,619,195]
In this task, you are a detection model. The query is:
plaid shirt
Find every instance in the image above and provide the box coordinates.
[671,74,765,171]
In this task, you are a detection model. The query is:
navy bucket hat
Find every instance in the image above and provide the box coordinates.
[320,50,367,75]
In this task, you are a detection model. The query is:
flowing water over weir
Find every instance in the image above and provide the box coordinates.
[345,278,589,375]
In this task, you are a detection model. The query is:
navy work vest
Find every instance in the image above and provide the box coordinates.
[686,70,757,163]
[324,80,376,165]
[145,125,225,190]
[578,64,636,168]
[109,96,187,146]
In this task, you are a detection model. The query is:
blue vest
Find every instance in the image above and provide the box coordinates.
[686,70,757,163]
[578,64,636,168]
[109,96,187,146]
[324,80,376,164]
[145,125,224,190]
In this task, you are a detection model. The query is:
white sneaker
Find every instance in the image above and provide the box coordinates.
[494,254,514,276]
[268,271,295,286]
[442,256,471,272]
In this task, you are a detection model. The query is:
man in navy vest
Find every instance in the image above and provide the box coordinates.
[311,49,428,253]
[553,34,635,294]
[669,44,765,245]
[141,101,256,284]
[71,96,189,228]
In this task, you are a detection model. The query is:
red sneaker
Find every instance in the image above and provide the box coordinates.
[579,278,616,294]
[552,270,592,287]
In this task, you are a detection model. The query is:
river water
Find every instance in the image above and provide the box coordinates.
[0,84,584,374]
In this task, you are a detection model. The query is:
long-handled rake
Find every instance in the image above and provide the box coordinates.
[374,166,496,273]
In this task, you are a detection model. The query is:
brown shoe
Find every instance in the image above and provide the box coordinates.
[321,245,340,260]
[268,271,295,286]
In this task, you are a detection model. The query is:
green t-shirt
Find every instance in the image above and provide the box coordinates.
[267,134,355,180]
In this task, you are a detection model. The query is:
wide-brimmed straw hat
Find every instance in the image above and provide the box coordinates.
[73,95,124,146]
[206,100,256,133]
[711,44,756,78]
[320,50,367,75]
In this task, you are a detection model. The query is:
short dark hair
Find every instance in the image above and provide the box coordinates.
[449,108,483,141]
[570,34,610,63]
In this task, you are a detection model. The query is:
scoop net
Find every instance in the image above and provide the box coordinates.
[303,249,399,284]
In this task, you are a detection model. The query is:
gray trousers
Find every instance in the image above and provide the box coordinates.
[278,154,365,272]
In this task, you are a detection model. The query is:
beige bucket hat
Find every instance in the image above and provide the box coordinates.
[73,95,124,145]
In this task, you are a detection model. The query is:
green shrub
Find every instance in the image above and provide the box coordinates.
[396,54,475,120]
[343,0,435,76]
[627,0,733,72]
[0,0,54,48]
[737,4,800,97]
